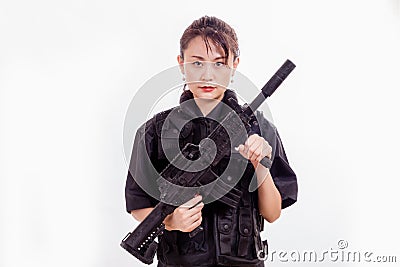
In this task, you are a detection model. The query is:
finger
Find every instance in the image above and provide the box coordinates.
[181,211,202,232]
[248,141,262,161]
[189,200,204,210]
[245,134,258,147]
[265,145,272,159]
[260,145,271,160]
[256,154,264,163]
[181,195,203,208]
[174,208,200,227]
[189,199,204,210]
[189,210,202,222]
[186,202,204,217]
[236,144,245,152]
[250,151,259,162]
[186,215,203,232]
[236,144,247,158]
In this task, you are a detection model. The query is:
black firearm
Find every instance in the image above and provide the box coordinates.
[121,59,296,265]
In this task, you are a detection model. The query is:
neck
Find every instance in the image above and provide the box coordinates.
[193,98,221,116]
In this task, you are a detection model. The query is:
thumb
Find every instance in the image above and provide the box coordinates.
[235,144,247,158]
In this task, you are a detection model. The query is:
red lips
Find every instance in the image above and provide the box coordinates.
[200,86,216,92]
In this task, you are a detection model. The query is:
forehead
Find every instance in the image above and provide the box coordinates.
[184,35,226,59]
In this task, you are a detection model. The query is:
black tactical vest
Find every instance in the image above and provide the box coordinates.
[153,90,267,266]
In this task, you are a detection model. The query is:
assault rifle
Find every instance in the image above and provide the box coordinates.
[121,60,296,264]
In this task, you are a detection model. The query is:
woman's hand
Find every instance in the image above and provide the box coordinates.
[236,134,272,166]
[237,134,281,222]
[163,195,204,232]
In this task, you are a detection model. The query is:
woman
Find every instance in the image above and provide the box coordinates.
[125,16,298,266]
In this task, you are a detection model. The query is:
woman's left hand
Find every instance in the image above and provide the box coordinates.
[236,134,272,165]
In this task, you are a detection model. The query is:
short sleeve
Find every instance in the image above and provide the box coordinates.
[125,120,160,213]
[256,111,298,209]
[269,131,298,209]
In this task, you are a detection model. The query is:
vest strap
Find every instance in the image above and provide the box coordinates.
[237,207,252,256]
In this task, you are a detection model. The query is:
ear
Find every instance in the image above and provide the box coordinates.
[233,57,240,69]
[231,57,240,76]
[177,55,185,74]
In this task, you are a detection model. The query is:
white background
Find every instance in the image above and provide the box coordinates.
[1,0,400,266]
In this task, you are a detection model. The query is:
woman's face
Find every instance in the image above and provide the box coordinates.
[178,36,239,101]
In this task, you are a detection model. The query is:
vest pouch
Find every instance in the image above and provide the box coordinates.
[156,127,179,160]
[215,207,264,266]
[237,207,253,257]
[214,170,265,266]
[156,119,193,160]
[217,208,236,256]
[157,230,177,264]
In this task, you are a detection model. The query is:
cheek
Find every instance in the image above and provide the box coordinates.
[183,64,232,88]
[185,72,201,92]
[185,71,201,83]
[216,75,231,87]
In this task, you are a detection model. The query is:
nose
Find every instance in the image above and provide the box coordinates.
[201,62,213,82]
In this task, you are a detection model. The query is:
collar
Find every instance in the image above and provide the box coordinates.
[159,89,239,134]
[179,89,238,120]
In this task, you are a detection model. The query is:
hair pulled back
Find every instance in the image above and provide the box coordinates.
[180,16,240,63]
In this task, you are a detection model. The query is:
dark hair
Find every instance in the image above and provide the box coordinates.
[180,16,240,64]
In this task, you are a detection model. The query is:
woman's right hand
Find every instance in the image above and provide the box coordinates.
[163,195,204,232]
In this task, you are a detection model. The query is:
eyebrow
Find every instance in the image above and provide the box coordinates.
[190,55,226,61]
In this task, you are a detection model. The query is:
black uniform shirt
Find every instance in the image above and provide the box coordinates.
[125,89,298,266]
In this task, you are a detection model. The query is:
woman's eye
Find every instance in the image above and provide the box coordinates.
[193,61,203,67]
[215,62,225,67]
